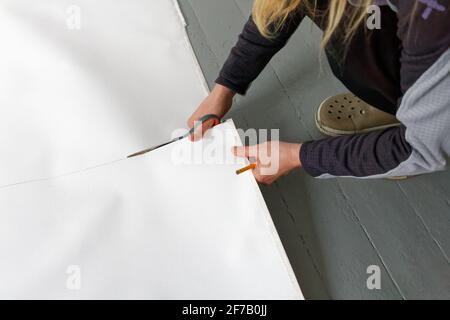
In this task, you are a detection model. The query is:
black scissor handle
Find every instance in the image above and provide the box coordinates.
[186,114,222,137]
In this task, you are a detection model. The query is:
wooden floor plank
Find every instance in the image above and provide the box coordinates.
[338,179,450,299]
[396,174,450,261]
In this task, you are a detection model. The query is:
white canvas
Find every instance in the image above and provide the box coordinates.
[0,0,207,186]
[0,121,302,299]
[0,0,303,299]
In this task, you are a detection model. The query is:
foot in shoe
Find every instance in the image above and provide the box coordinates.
[315,93,400,137]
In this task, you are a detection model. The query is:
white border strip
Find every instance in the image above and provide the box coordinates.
[227,119,304,300]
[171,0,210,95]
[171,0,187,27]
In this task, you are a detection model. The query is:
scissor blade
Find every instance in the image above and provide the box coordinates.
[127,136,183,158]
[127,114,221,159]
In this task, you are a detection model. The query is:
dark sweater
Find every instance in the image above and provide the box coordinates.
[216,0,450,177]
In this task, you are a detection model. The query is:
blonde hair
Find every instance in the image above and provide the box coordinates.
[253,0,373,48]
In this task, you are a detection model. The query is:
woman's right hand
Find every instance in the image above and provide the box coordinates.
[187,84,235,141]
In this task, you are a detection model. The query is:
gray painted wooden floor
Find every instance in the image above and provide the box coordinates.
[177,0,450,299]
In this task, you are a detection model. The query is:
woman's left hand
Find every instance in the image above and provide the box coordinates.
[232,142,302,185]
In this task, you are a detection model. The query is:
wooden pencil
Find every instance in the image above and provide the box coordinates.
[236,163,257,175]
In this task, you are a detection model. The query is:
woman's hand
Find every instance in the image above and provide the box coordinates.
[233,142,302,185]
[188,84,235,141]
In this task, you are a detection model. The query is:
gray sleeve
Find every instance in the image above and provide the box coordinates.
[316,48,450,179]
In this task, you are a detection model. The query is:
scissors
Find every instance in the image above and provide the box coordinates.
[127,114,221,158]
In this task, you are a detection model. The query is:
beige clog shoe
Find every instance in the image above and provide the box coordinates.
[315,93,407,180]
[316,93,400,137]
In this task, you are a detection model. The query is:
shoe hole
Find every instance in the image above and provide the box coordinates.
[351,107,355,110]
[338,110,342,113]
[341,105,345,108]
[328,110,332,114]
[330,105,334,108]
[343,97,347,100]
[335,100,338,103]
[337,116,341,120]
[348,115,352,119]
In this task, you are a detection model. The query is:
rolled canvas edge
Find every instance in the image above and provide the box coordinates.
[170,0,210,96]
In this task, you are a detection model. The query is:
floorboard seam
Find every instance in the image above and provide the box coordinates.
[276,187,296,224]
[396,182,450,265]
[336,182,406,299]
[297,234,331,299]
[270,69,315,138]
[274,181,331,299]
